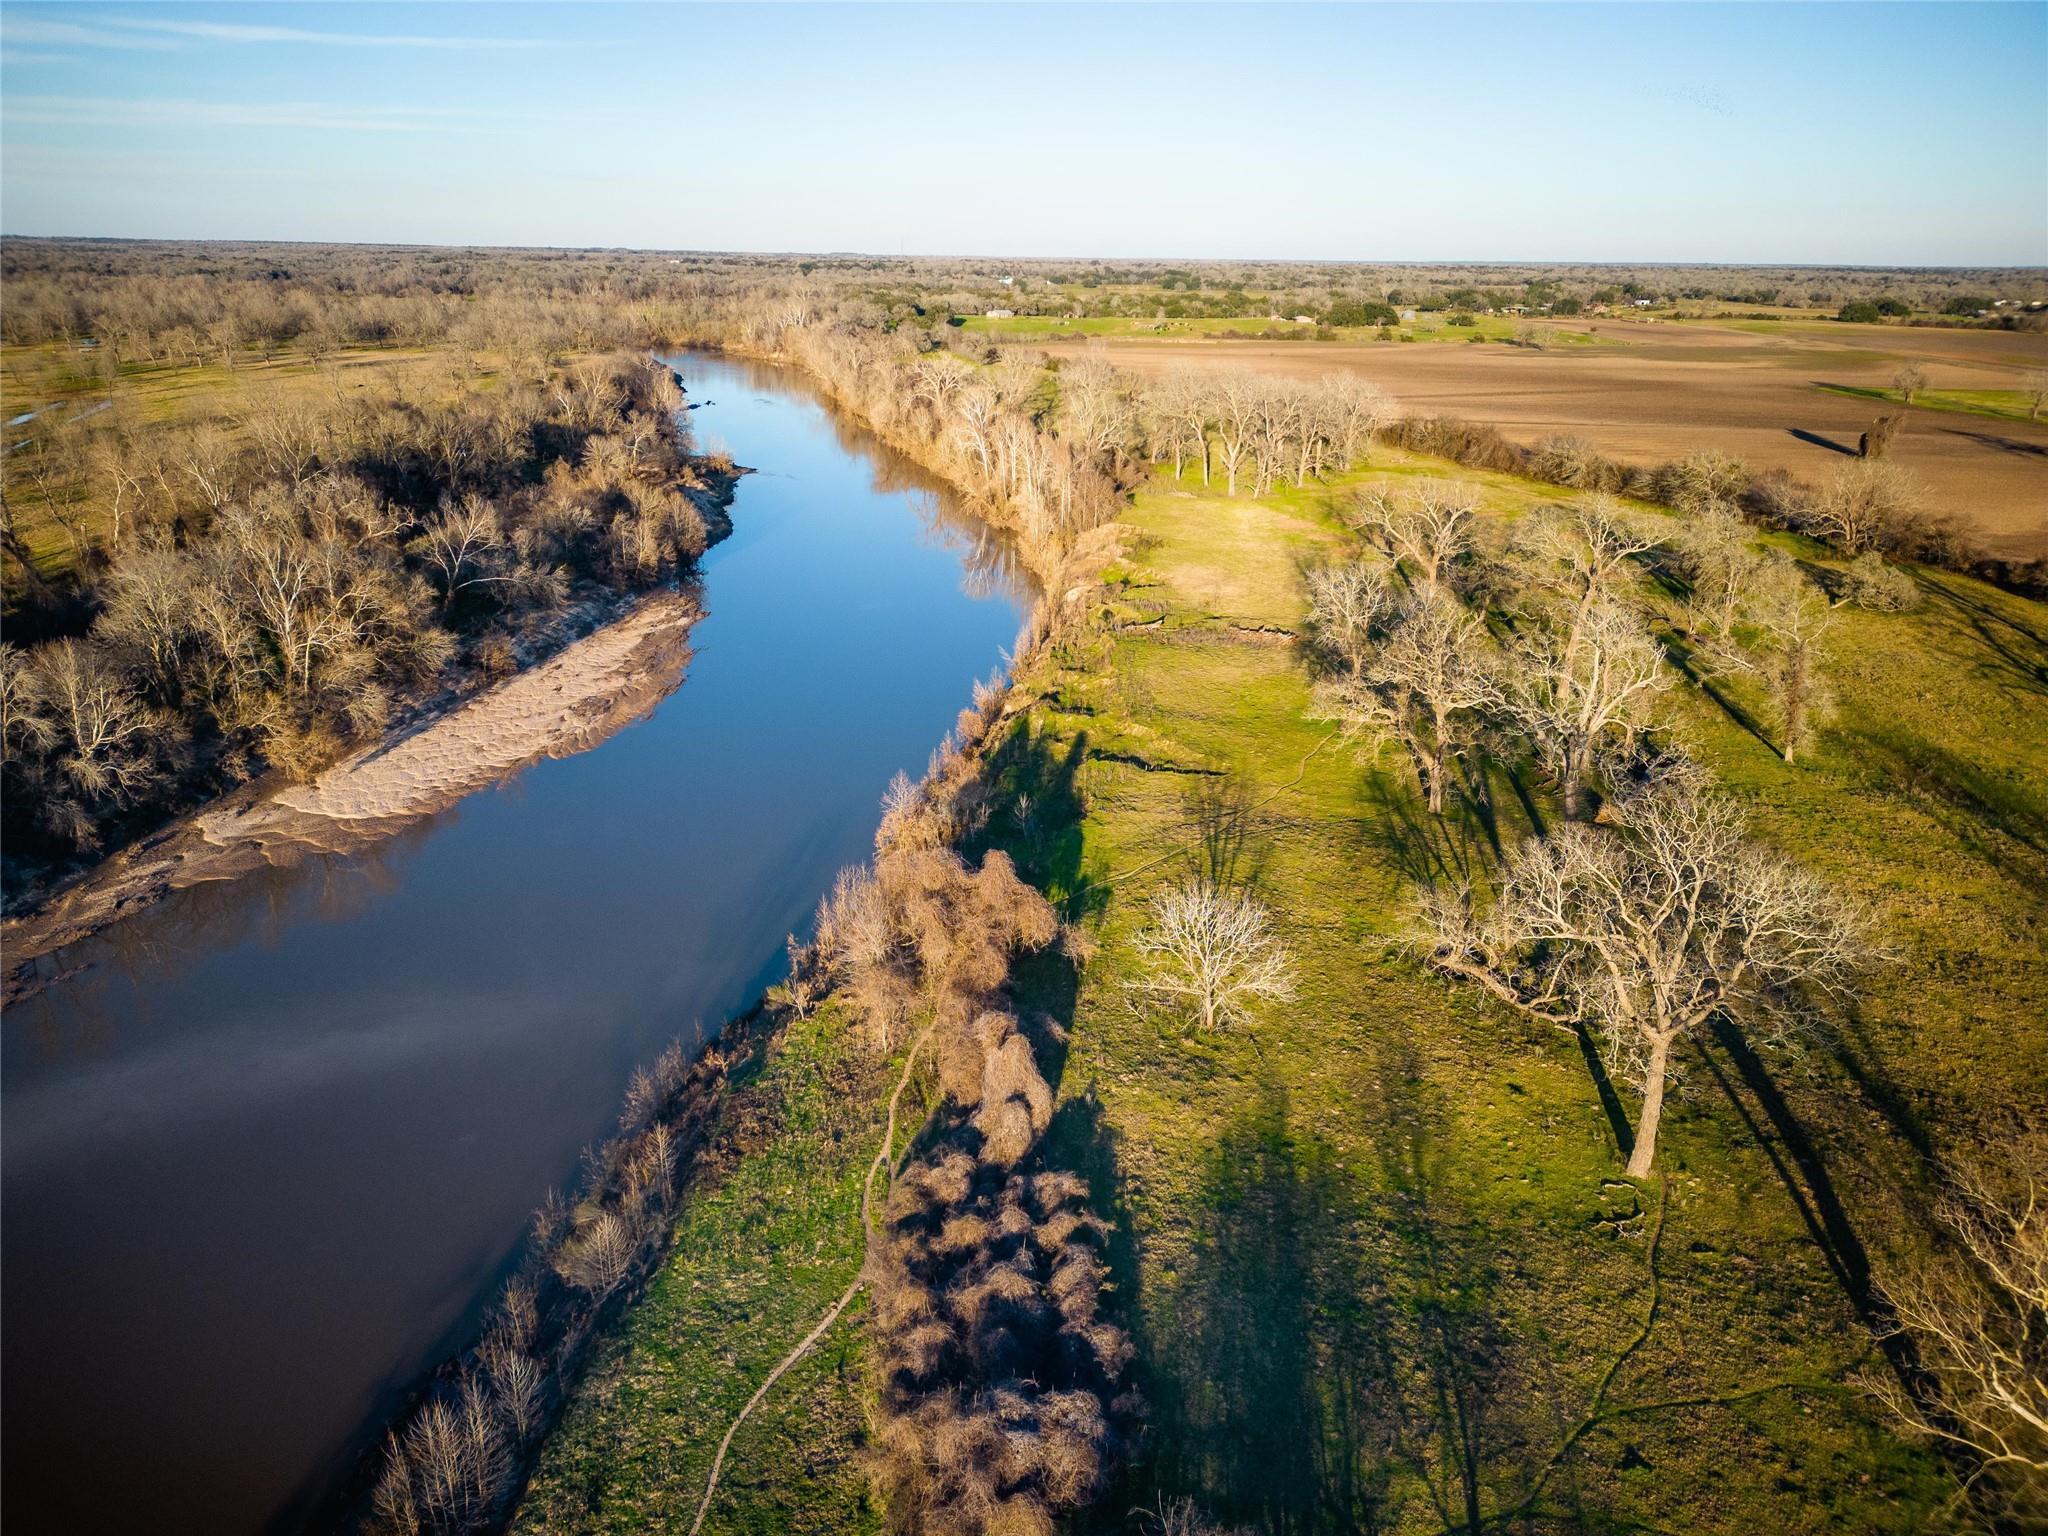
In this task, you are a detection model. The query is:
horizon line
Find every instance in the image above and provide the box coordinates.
[2,232,2043,272]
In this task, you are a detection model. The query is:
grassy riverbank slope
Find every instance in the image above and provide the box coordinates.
[518,448,2047,1533]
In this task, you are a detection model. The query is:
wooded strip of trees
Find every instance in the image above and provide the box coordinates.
[368,1037,736,1534]
[2,353,727,902]
[1394,416,2043,596]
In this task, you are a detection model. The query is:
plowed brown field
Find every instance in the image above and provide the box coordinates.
[1047,318,2048,556]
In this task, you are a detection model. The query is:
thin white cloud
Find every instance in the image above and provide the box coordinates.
[1,11,578,50]
[0,16,178,50]
[2,94,491,133]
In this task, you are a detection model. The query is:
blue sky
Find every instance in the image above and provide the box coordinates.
[2,2,2043,263]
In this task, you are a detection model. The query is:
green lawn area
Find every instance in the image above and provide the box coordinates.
[515,1003,893,1536]
[1816,381,2043,425]
[517,452,2046,1533]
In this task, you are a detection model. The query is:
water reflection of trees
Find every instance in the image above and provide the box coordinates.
[666,349,1036,613]
[9,817,446,1067]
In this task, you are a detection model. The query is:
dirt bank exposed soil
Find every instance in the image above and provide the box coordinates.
[2,590,701,1002]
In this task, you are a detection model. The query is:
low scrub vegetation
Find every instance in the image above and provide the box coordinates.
[370,1038,734,1534]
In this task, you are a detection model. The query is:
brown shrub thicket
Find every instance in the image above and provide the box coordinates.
[368,1041,725,1534]
[870,1136,1139,1536]
[800,669,1137,1534]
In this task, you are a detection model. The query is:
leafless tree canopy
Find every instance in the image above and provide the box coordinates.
[1130,879,1294,1033]
[4,351,722,895]
[1874,1128,2048,1527]
[1312,583,1504,816]
[1417,762,1866,1177]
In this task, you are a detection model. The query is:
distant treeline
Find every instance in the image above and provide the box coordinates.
[6,239,2041,353]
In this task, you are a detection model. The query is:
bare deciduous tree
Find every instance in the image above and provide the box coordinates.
[1806,459,1926,556]
[1508,596,1670,820]
[1209,371,1262,498]
[1320,370,1392,469]
[1737,557,1836,764]
[1893,363,1929,406]
[1840,550,1921,612]
[411,495,509,612]
[1130,878,1294,1033]
[1662,450,1750,518]
[1056,356,1138,469]
[243,390,325,486]
[1304,558,1401,678]
[1147,369,1213,483]
[176,422,242,515]
[551,1208,637,1295]
[1670,506,1762,638]
[1314,591,1503,815]
[30,637,158,804]
[1511,495,1660,616]
[1873,1128,2048,1528]
[1349,480,1477,595]
[1417,764,1866,1176]
[85,427,150,550]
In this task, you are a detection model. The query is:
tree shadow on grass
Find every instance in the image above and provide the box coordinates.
[1698,1022,1929,1395]
[1835,722,2048,883]
[1917,574,2048,704]
[1353,764,1503,891]
[1362,1030,1524,1536]
[1153,1077,1399,1535]
[1657,630,1780,759]
[975,716,1107,923]
[1179,765,1273,893]
[1827,1000,1937,1167]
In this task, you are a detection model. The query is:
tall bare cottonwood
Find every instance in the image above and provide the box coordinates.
[1417,765,1865,1176]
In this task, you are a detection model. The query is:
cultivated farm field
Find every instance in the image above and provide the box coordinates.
[1039,318,2048,558]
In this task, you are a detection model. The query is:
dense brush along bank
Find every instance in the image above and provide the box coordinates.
[0,351,1029,1535]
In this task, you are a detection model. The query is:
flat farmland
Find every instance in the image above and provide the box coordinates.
[1042,318,2048,557]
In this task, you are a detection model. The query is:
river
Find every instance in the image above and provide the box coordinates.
[0,351,1029,1534]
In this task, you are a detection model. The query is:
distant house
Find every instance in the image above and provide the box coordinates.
[1292,314,1315,324]
[985,308,1015,319]
[1632,298,1654,308]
